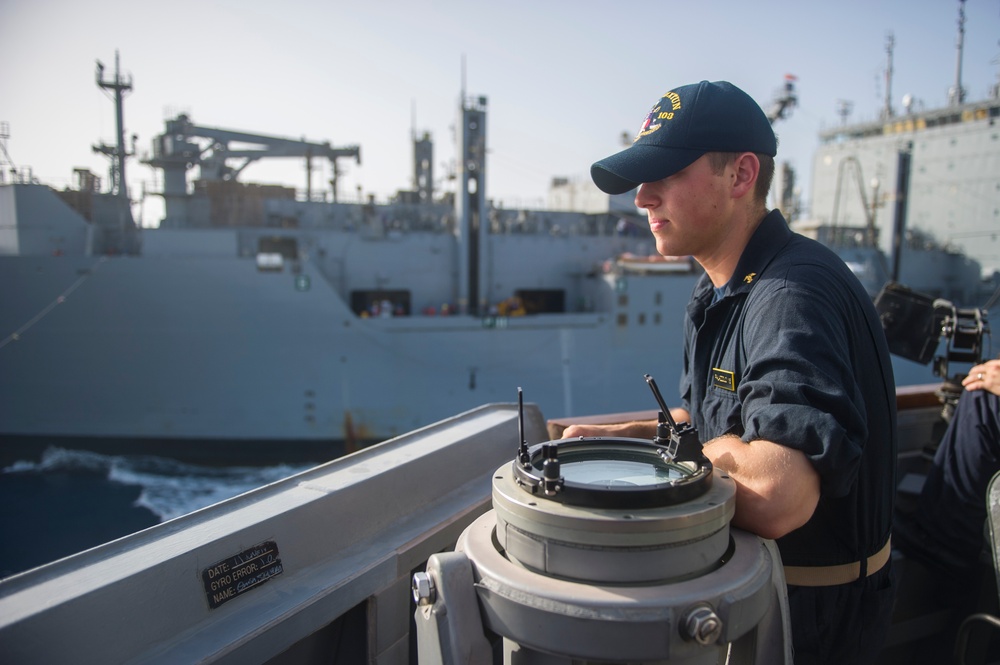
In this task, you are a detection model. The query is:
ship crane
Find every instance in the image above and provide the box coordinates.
[767,75,799,220]
[766,74,798,125]
[146,115,361,222]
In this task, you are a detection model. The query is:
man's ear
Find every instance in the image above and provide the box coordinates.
[731,152,760,200]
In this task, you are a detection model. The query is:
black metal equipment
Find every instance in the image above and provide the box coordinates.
[875,281,989,381]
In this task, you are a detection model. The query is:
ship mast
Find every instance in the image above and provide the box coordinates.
[455,56,489,316]
[0,122,19,183]
[881,33,895,119]
[950,0,967,106]
[93,50,133,198]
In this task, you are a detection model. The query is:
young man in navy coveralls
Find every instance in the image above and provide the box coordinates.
[563,80,898,664]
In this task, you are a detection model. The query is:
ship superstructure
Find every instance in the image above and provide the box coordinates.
[796,11,998,304]
[0,63,701,458]
[2,19,996,455]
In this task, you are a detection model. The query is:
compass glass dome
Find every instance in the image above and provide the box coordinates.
[548,448,690,487]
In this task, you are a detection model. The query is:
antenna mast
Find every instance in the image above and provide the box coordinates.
[93,50,133,198]
[461,54,466,101]
[881,33,895,119]
[950,0,967,106]
[0,122,19,183]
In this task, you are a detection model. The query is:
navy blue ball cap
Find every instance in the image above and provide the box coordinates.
[591,81,777,195]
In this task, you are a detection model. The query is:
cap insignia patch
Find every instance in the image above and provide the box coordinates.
[634,90,683,142]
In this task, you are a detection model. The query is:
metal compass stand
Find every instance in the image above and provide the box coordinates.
[413,376,791,664]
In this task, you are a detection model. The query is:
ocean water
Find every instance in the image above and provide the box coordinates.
[0,355,955,581]
[0,446,315,578]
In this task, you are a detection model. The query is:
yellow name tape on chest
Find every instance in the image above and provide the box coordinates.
[712,368,736,392]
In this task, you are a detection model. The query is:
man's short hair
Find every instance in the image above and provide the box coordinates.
[706,151,774,206]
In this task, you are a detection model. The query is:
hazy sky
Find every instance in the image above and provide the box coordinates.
[2,0,998,225]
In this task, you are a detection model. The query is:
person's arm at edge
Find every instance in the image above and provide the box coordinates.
[560,408,693,440]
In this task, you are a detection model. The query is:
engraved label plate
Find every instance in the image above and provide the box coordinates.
[202,540,283,609]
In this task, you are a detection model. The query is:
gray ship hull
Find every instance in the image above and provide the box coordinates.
[0,236,945,456]
[1,185,701,454]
